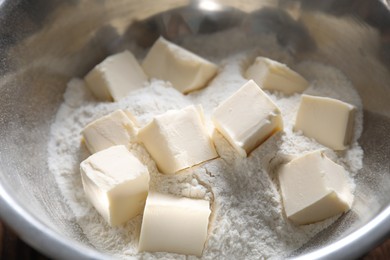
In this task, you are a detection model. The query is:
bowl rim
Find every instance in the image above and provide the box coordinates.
[0,0,389,257]
[0,182,110,259]
[296,205,390,259]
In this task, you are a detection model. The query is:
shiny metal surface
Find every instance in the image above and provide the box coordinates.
[0,0,389,259]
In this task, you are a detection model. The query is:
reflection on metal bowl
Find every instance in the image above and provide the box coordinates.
[0,0,389,259]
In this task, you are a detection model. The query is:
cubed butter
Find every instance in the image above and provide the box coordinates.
[80,145,150,226]
[245,57,308,94]
[139,192,211,256]
[294,94,356,150]
[212,80,283,157]
[85,50,147,101]
[82,109,139,154]
[278,150,354,225]
[142,37,218,94]
[138,105,218,174]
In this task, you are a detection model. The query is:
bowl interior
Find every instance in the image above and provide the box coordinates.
[0,0,389,259]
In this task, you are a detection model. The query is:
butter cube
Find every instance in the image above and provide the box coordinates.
[85,50,147,101]
[142,37,218,94]
[278,150,354,225]
[82,109,139,154]
[294,94,356,150]
[138,105,218,174]
[139,192,211,256]
[212,80,283,157]
[245,57,308,94]
[80,145,150,226]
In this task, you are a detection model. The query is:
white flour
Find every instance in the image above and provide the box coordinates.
[48,29,363,259]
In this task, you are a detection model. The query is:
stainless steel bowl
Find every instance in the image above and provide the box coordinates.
[0,0,389,259]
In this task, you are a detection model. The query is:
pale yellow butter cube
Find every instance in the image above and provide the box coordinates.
[85,50,147,101]
[82,109,139,154]
[278,150,354,225]
[212,80,283,157]
[294,94,356,150]
[138,105,218,174]
[139,192,211,256]
[245,57,308,94]
[142,37,218,94]
[80,145,150,226]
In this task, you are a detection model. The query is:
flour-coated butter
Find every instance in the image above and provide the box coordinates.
[142,37,218,93]
[80,145,150,226]
[85,50,147,101]
[278,150,354,225]
[82,109,139,154]
[212,80,283,157]
[138,192,211,256]
[245,57,308,94]
[294,94,356,150]
[138,105,218,174]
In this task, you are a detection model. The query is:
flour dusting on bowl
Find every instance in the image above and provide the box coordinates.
[48,28,363,259]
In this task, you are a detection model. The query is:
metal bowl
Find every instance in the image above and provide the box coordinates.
[0,0,389,259]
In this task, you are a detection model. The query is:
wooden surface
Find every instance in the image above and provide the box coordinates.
[0,220,389,259]
[0,220,49,260]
